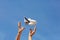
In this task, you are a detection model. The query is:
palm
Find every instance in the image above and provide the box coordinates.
[18,27,25,32]
[30,31,33,36]
[30,30,34,36]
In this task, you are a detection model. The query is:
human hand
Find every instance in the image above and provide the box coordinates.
[29,26,36,36]
[18,22,25,33]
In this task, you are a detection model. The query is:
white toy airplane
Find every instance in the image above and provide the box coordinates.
[24,17,37,26]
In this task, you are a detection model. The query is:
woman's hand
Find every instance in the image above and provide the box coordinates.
[29,26,36,36]
[18,22,25,33]
[16,22,25,40]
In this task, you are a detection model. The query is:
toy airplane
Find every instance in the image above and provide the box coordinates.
[24,17,36,26]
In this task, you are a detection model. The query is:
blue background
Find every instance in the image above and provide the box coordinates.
[0,0,60,40]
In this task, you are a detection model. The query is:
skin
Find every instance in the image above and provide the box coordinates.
[16,22,25,40]
[28,26,36,40]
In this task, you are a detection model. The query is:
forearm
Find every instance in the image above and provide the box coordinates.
[16,32,22,40]
[28,35,32,40]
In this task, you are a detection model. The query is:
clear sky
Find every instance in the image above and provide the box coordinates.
[0,0,60,40]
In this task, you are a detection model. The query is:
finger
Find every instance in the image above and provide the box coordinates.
[18,22,21,29]
[33,25,36,32]
[34,25,36,29]
[30,28,32,31]
[30,28,32,33]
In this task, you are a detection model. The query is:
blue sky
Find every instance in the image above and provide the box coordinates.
[0,0,60,40]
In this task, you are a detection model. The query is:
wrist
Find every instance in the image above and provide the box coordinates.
[18,31,22,34]
[28,35,32,40]
[29,34,32,37]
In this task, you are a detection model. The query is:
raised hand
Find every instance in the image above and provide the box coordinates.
[16,22,25,40]
[29,26,36,36]
[28,26,36,40]
[18,22,25,33]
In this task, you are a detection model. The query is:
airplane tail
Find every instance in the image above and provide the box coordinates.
[24,17,30,24]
